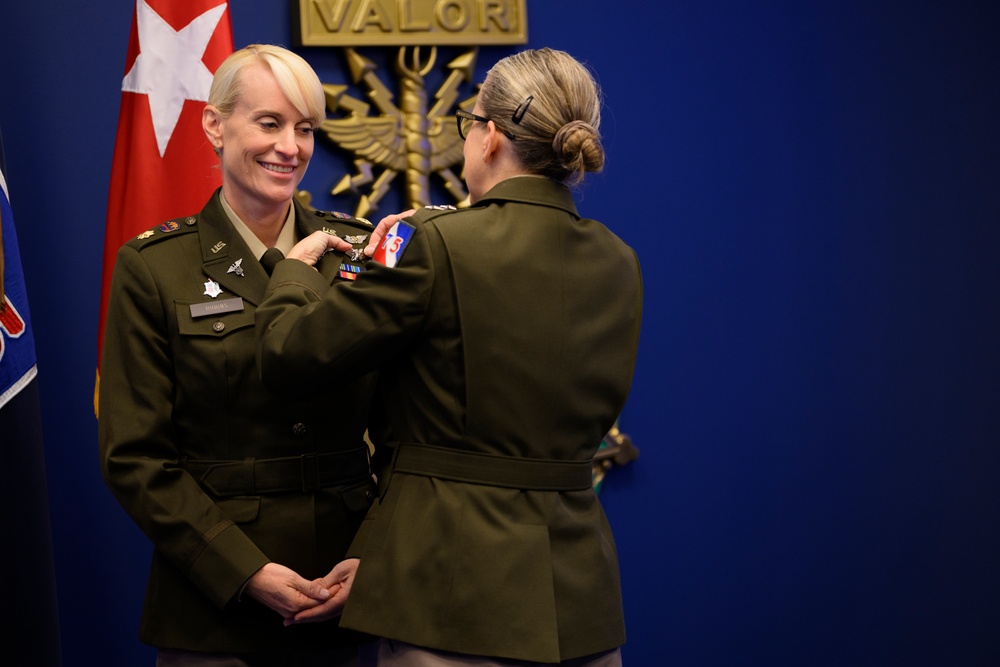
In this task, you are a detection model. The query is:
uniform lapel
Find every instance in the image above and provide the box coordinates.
[295,200,343,283]
[198,192,270,306]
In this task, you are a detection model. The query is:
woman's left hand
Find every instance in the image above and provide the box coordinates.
[283,558,360,625]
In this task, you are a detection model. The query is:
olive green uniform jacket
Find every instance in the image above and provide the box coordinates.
[98,190,378,653]
[256,177,643,663]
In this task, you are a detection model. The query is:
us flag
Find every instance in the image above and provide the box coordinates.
[0,124,61,666]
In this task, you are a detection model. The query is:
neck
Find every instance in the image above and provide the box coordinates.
[222,189,289,247]
[479,151,530,196]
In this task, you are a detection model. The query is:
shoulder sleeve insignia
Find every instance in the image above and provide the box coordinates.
[372,220,416,268]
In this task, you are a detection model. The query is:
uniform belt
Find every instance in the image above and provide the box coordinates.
[182,446,371,496]
[393,443,593,491]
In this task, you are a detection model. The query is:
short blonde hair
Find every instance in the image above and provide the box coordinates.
[479,48,604,185]
[208,44,325,123]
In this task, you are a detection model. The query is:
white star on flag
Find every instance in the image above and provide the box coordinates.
[121,0,227,157]
[98,1,232,417]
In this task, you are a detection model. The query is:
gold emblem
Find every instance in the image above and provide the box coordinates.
[317,47,477,218]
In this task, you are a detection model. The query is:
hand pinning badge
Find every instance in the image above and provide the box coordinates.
[227,258,245,277]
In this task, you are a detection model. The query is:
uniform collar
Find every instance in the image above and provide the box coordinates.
[219,191,299,260]
[474,176,580,218]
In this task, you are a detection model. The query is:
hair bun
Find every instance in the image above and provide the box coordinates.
[552,120,604,175]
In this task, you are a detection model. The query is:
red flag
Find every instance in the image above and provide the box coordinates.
[96,0,233,413]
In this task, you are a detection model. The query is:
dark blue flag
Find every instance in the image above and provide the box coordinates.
[0,125,62,666]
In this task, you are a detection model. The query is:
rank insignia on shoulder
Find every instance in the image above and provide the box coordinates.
[338,263,364,280]
[424,205,456,211]
[159,221,180,233]
[137,230,155,239]
[357,217,373,226]
[372,220,415,268]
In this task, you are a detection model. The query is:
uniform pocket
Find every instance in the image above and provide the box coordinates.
[176,300,254,338]
[340,477,378,513]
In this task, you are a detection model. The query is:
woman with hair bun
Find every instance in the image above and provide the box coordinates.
[256,47,643,667]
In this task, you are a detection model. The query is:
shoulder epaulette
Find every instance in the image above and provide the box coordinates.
[410,204,460,224]
[127,215,199,249]
[313,209,375,229]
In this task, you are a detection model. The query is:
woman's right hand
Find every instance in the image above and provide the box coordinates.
[286,231,353,266]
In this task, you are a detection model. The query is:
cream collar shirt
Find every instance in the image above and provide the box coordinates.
[220,193,299,261]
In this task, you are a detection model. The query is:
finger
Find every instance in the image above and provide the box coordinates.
[364,209,415,257]
[283,597,345,625]
[304,581,332,602]
[327,235,353,253]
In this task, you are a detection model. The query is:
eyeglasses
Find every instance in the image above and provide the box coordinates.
[455,96,535,141]
[456,109,515,141]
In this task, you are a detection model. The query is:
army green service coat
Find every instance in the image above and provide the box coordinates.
[98,190,378,653]
[256,177,643,663]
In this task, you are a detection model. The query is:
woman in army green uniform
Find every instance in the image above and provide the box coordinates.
[256,48,642,666]
[99,45,378,666]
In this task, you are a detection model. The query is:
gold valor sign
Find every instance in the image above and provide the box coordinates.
[296,0,528,46]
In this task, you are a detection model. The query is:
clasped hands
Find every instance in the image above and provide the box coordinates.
[244,558,360,626]
[287,209,416,266]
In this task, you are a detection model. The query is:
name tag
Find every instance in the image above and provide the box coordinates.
[190,297,244,318]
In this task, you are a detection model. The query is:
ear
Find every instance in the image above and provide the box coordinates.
[483,120,503,161]
[202,105,224,151]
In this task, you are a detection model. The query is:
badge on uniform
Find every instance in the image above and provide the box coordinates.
[227,258,244,277]
[203,280,223,298]
[372,221,415,267]
[338,263,364,280]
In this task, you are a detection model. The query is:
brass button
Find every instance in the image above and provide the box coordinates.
[292,422,307,436]
[213,321,225,332]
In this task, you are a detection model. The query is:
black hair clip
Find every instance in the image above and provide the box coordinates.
[512,95,534,125]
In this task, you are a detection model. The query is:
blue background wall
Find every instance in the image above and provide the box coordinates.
[2,1,999,664]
